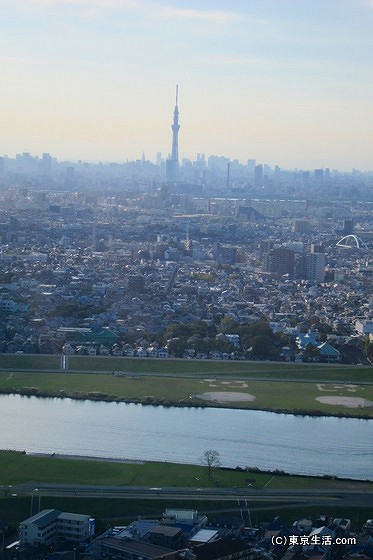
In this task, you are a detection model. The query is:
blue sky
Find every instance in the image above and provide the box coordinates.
[1,0,373,170]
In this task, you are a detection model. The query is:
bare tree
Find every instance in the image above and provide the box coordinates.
[202,449,221,481]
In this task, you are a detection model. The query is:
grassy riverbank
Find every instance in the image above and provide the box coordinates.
[0,355,373,416]
[1,451,372,526]
[1,353,373,380]
[1,450,372,489]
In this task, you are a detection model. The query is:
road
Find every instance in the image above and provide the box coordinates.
[1,366,373,386]
[15,483,373,509]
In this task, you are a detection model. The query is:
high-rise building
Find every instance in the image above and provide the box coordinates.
[259,240,274,255]
[306,252,325,283]
[166,85,180,182]
[293,220,311,234]
[302,171,310,187]
[343,219,354,235]
[264,247,295,275]
[254,164,263,187]
[310,243,324,254]
[40,152,52,175]
[314,168,324,183]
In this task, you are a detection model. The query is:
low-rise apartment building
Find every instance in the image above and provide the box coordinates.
[19,509,92,547]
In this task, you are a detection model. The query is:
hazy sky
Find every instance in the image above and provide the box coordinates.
[2,0,373,170]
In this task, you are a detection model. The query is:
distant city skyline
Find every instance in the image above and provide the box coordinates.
[2,0,373,171]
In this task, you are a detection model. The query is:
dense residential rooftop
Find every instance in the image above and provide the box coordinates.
[0,185,372,364]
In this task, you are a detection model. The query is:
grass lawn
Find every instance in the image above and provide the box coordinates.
[0,451,271,487]
[1,451,372,490]
[1,354,373,381]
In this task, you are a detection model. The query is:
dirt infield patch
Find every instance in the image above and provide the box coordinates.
[196,391,256,403]
[316,396,373,408]
[316,383,359,392]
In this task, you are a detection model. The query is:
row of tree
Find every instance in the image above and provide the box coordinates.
[162,319,288,359]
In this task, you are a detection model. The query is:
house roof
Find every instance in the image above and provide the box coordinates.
[193,538,251,560]
[318,342,341,357]
[296,332,318,348]
[148,525,182,537]
[190,529,219,543]
[101,536,173,557]
[23,509,61,528]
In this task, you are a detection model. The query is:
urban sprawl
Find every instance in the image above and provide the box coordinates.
[0,152,373,363]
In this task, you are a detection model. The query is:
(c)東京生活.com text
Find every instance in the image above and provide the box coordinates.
[271,535,357,546]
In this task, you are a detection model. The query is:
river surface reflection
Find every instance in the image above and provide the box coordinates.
[2,394,372,480]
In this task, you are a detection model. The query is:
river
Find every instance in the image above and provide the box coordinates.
[2,394,372,480]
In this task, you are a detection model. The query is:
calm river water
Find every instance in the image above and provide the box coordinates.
[1,394,372,480]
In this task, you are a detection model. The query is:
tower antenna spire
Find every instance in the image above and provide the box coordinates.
[166,84,180,182]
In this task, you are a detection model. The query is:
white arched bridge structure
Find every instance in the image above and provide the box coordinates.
[336,234,368,249]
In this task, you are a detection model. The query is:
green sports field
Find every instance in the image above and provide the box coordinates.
[0,355,373,416]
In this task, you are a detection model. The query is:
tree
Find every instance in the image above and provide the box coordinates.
[250,334,274,358]
[202,449,221,481]
[167,337,187,358]
[219,316,238,334]
[302,343,320,362]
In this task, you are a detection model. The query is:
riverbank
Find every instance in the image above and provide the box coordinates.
[26,452,145,464]
[1,381,373,419]
[1,355,373,417]
[2,353,373,377]
[1,450,371,490]
[22,451,373,486]
[1,450,372,528]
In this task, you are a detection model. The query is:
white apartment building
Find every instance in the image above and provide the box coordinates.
[306,252,325,283]
[19,509,91,547]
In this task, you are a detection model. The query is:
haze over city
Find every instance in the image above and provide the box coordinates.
[2,0,373,170]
